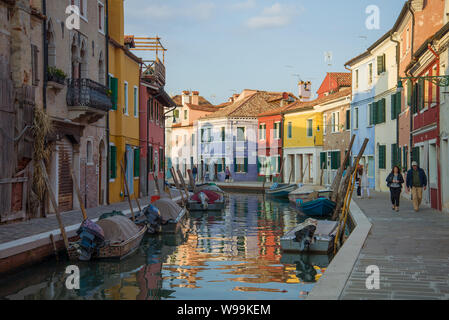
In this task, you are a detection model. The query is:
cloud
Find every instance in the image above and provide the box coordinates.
[230,0,257,10]
[246,2,300,29]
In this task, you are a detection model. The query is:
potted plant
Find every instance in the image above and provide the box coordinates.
[47,66,67,85]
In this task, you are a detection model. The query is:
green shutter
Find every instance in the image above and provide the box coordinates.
[320,152,327,169]
[257,157,261,173]
[234,157,237,172]
[418,78,424,110]
[391,144,398,168]
[379,145,386,169]
[244,157,248,173]
[278,156,281,173]
[346,109,350,130]
[110,146,117,179]
[396,92,401,118]
[110,77,118,110]
[330,151,340,170]
[134,148,140,177]
[406,80,412,106]
[381,98,386,123]
[217,161,222,173]
[391,94,397,120]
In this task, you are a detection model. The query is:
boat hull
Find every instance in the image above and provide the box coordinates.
[187,200,225,211]
[288,190,332,204]
[266,184,298,198]
[161,208,189,234]
[297,198,336,217]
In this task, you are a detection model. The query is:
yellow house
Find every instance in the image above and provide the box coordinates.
[283,102,323,184]
[108,0,142,203]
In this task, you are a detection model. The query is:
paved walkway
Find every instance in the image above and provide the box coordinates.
[341,191,449,300]
[0,189,182,246]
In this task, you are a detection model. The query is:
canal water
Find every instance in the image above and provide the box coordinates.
[0,193,331,300]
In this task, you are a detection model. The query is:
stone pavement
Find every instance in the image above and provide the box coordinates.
[341,191,449,300]
[0,189,182,245]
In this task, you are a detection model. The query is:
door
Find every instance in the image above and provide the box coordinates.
[57,138,73,212]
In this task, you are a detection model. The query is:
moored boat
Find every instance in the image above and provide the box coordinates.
[288,185,332,204]
[296,198,336,217]
[152,198,189,234]
[265,183,299,198]
[188,190,225,211]
[68,215,147,261]
[280,219,337,254]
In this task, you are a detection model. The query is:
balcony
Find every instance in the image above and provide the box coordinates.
[141,59,166,87]
[66,78,112,123]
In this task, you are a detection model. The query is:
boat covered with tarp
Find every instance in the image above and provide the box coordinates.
[68,215,147,261]
[280,218,337,253]
[188,190,225,211]
[265,183,299,198]
[288,184,332,203]
[196,183,225,195]
[152,198,188,233]
[296,198,337,217]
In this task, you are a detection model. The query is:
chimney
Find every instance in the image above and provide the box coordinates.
[233,93,240,101]
[298,81,311,101]
[182,90,190,105]
[191,91,199,105]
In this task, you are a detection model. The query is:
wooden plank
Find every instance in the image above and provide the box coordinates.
[0,177,28,184]
[39,160,70,254]
[120,161,135,221]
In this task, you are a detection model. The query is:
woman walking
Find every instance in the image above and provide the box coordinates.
[386,165,404,212]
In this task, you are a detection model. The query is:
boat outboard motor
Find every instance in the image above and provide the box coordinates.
[76,219,105,261]
[294,224,317,251]
[198,192,209,210]
[136,204,162,233]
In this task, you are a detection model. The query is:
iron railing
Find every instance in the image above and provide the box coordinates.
[66,78,112,112]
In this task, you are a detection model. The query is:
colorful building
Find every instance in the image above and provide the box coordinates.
[108,0,142,203]
[166,91,218,179]
[283,102,323,185]
[138,44,176,196]
[196,90,291,182]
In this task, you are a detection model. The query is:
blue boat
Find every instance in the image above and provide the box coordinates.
[296,198,336,217]
[265,183,299,198]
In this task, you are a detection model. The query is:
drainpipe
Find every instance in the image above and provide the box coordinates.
[106,0,110,205]
[146,96,152,195]
[408,1,415,169]
[427,43,441,210]
[280,111,285,183]
[390,32,400,166]
[43,0,47,110]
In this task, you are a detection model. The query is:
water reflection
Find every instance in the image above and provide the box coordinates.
[0,193,330,300]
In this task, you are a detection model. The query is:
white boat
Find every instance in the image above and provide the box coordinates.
[280,219,338,254]
[288,185,332,204]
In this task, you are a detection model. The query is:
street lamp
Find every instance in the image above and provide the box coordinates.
[396,80,403,93]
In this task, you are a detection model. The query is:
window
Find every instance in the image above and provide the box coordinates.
[431,65,438,105]
[237,127,245,141]
[345,109,351,130]
[98,1,105,33]
[124,82,129,115]
[378,145,386,169]
[31,45,39,86]
[133,86,138,117]
[323,115,327,135]
[391,143,400,168]
[429,143,437,185]
[287,122,292,138]
[235,157,247,173]
[86,140,93,164]
[109,145,117,179]
[331,151,341,170]
[274,122,281,139]
[207,128,212,142]
[133,148,140,177]
[354,107,359,129]
[320,152,327,169]
[355,69,359,89]
[184,109,188,120]
[368,63,373,85]
[307,119,313,137]
[377,54,386,74]
[391,92,401,120]
[221,127,225,142]
[173,109,179,119]
[259,124,266,141]
[148,145,154,172]
[331,112,339,133]
[201,129,205,142]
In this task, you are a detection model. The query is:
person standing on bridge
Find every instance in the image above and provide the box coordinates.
[406,161,427,212]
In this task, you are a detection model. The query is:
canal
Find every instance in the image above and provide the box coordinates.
[0,193,331,300]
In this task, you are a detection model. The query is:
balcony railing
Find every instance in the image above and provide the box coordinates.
[141,59,166,86]
[67,78,112,112]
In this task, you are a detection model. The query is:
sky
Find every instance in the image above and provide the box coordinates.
[124,0,406,104]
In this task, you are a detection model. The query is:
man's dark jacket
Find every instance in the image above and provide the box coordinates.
[406,167,427,188]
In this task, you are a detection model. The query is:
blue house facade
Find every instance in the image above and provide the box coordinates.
[346,54,376,189]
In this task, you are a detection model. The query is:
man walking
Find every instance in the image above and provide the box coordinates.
[406,161,427,212]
